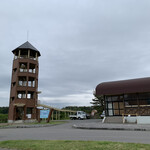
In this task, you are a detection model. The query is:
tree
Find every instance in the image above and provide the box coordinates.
[0,107,9,114]
[90,95,104,115]
[62,106,92,114]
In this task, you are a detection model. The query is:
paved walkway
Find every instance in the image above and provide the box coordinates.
[73,120,150,131]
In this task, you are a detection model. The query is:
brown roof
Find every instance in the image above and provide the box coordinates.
[96,77,150,96]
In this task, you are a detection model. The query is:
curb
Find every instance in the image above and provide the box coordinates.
[72,125,149,131]
[0,124,59,129]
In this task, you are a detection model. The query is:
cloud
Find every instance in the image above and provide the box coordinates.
[1,0,150,107]
[39,90,94,108]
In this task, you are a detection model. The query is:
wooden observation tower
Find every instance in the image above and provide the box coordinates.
[8,41,41,123]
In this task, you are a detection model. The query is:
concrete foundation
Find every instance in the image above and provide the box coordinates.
[8,119,37,124]
[103,116,150,124]
[124,117,137,123]
[137,116,150,124]
[124,116,150,124]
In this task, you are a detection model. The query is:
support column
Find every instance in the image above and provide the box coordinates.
[18,50,20,58]
[56,111,57,120]
[58,111,60,120]
[23,106,26,120]
[38,109,41,123]
[13,106,16,121]
[36,52,38,61]
[137,93,140,116]
[52,111,53,120]
[28,50,30,58]
[123,94,125,115]
[47,109,54,123]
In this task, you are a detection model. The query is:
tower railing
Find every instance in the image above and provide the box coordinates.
[14,55,37,60]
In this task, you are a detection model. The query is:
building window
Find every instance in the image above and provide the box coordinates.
[124,94,138,107]
[18,76,27,86]
[30,51,36,60]
[19,63,27,72]
[17,91,26,99]
[28,77,35,87]
[20,49,28,58]
[29,63,36,73]
[27,91,34,99]
[26,107,33,114]
[139,93,150,105]
[105,95,124,116]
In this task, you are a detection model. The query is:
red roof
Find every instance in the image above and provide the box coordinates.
[96,77,150,96]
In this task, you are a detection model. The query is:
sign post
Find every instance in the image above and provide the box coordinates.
[40,110,50,119]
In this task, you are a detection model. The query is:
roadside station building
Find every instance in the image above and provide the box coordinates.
[95,77,150,119]
[8,41,41,123]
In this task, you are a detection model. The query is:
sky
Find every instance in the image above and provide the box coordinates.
[1,0,150,107]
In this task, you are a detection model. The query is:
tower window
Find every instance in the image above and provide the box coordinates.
[27,91,34,99]
[29,63,36,73]
[30,50,36,60]
[26,107,33,114]
[17,91,26,99]
[19,63,27,72]
[28,77,35,87]
[18,76,27,86]
[20,49,28,58]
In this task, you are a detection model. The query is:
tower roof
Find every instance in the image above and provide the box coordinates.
[12,41,41,56]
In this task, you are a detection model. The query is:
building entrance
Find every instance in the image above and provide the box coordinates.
[16,107,24,120]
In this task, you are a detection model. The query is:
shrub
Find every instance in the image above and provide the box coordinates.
[0,114,8,123]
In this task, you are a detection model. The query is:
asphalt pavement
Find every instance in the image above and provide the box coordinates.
[0,119,150,144]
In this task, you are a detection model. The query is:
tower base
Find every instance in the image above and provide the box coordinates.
[8,119,37,124]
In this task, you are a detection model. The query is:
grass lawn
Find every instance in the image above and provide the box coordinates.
[0,140,150,150]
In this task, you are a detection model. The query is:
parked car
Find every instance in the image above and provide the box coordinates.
[86,113,91,119]
[69,111,86,120]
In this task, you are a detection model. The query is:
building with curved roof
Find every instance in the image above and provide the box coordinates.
[95,77,150,116]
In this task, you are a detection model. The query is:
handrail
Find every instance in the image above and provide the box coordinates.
[37,103,77,113]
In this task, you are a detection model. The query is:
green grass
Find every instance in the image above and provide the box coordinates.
[0,140,150,150]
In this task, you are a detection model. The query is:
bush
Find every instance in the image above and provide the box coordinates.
[0,114,8,123]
